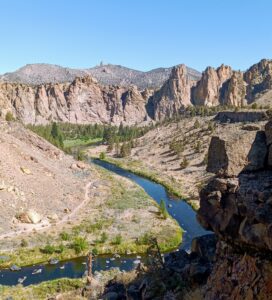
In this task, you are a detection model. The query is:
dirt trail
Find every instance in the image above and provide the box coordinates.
[0,182,92,240]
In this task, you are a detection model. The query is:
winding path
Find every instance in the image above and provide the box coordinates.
[0,182,93,240]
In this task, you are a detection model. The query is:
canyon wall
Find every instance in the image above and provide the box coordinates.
[0,77,151,125]
[0,59,272,124]
[197,120,272,299]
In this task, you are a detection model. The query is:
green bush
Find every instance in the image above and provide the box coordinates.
[92,248,98,255]
[71,237,88,254]
[40,244,56,254]
[137,233,153,245]
[59,232,71,241]
[5,111,15,122]
[99,152,106,160]
[119,143,131,157]
[193,119,200,129]
[77,150,85,161]
[159,200,169,219]
[112,234,122,245]
[20,239,28,247]
[100,232,108,243]
[40,244,65,254]
[251,103,258,109]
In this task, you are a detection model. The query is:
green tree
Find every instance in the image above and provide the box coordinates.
[193,119,200,129]
[51,122,60,139]
[120,142,131,157]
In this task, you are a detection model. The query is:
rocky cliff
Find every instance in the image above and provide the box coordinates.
[197,119,272,299]
[0,59,272,124]
[0,76,151,125]
[151,64,196,119]
[192,65,233,106]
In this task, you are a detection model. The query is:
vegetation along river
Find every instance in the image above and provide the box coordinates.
[0,159,208,286]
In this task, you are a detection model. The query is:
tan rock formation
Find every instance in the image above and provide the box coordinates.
[1,59,272,124]
[207,127,267,176]
[221,71,246,106]
[192,64,233,106]
[198,120,272,250]
[152,65,195,120]
[244,59,272,102]
[0,76,150,125]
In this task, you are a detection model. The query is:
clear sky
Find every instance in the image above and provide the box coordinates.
[0,0,271,73]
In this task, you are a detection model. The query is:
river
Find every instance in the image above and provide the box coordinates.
[0,159,208,286]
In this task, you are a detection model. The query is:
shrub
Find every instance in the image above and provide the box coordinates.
[194,141,201,153]
[60,232,71,241]
[193,119,200,129]
[137,233,153,245]
[71,237,88,254]
[202,153,208,165]
[20,239,28,247]
[159,200,169,219]
[41,244,56,254]
[99,152,106,160]
[112,234,122,245]
[77,150,85,161]
[5,111,15,122]
[92,248,98,255]
[180,157,189,169]
[251,103,258,109]
[100,232,108,243]
[207,121,215,132]
[119,143,131,157]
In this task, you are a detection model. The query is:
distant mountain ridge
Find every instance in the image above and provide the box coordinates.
[0,59,271,125]
[0,63,201,89]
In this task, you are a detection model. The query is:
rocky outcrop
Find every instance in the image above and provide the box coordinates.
[214,111,268,123]
[1,59,272,124]
[221,71,246,106]
[197,118,272,299]
[152,65,196,119]
[192,65,233,106]
[206,128,267,176]
[0,76,150,125]
[244,59,272,103]
[102,234,217,299]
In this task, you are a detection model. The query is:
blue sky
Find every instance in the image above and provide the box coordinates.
[0,0,271,73]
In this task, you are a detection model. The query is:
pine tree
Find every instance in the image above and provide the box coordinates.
[51,122,60,139]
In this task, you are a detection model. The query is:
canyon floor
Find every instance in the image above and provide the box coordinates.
[89,115,268,209]
[0,121,181,270]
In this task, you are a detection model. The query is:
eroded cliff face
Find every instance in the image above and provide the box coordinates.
[0,76,151,125]
[192,65,233,106]
[152,65,196,119]
[244,59,272,103]
[1,59,272,124]
[197,119,272,299]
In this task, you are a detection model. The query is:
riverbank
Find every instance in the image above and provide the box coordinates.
[0,278,85,299]
[0,268,122,299]
[91,155,199,210]
[0,162,182,269]
[87,116,217,210]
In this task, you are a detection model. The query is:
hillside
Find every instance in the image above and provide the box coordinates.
[88,112,269,208]
[0,63,201,89]
[0,120,180,270]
